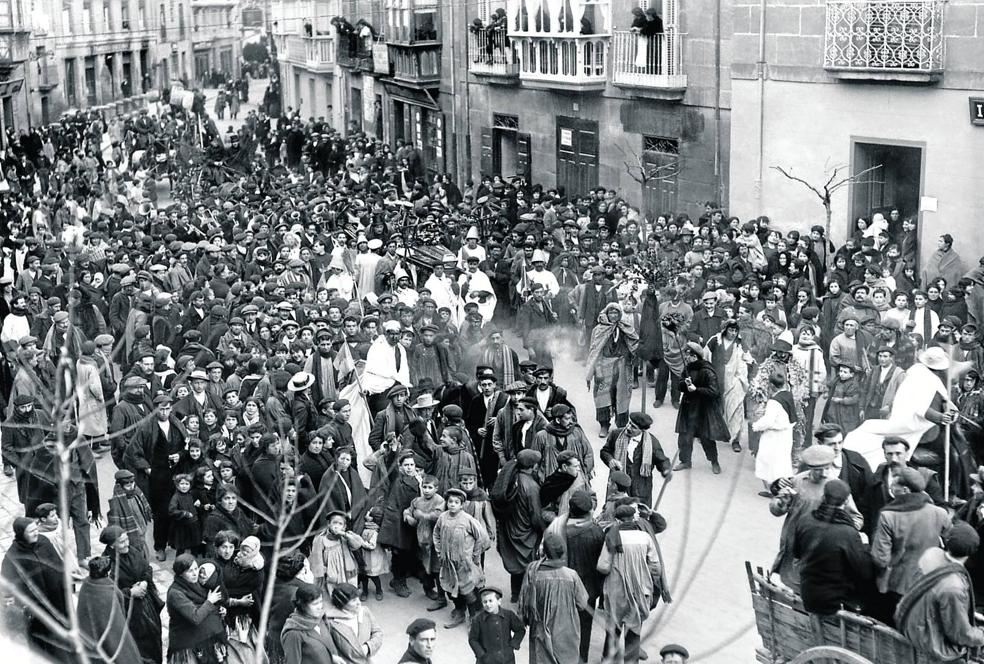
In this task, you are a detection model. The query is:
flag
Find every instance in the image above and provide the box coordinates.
[334,342,356,380]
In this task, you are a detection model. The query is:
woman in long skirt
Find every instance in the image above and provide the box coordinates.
[752,373,796,496]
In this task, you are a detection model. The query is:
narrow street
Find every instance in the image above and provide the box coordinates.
[0,76,781,662]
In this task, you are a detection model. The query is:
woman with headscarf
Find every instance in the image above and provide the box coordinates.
[585,303,639,438]
[76,556,143,663]
[323,583,383,664]
[101,524,165,664]
[0,517,70,659]
[319,446,370,534]
[281,583,339,664]
[166,553,227,664]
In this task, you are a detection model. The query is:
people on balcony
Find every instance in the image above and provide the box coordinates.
[631,7,664,69]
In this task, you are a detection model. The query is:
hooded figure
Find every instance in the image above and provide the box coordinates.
[585,303,639,436]
[76,556,143,663]
[0,517,71,659]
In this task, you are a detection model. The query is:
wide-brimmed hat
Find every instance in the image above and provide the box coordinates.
[287,371,315,392]
[411,393,437,409]
[918,346,950,371]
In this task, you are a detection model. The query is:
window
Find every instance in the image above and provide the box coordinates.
[121,1,130,29]
[82,0,92,32]
[178,3,185,38]
[61,0,72,35]
[159,3,166,38]
[84,56,97,105]
[0,0,12,31]
[103,0,112,31]
[65,57,78,106]
[138,0,146,28]
[493,113,519,131]
[641,135,679,216]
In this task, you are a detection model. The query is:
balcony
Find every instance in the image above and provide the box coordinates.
[611,30,686,100]
[337,34,376,72]
[388,42,440,87]
[283,35,335,72]
[467,26,518,81]
[512,34,609,92]
[823,0,944,83]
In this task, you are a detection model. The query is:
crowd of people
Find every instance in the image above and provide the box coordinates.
[0,68,983,664]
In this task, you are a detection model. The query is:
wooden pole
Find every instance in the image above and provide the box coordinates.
[944,343,954,503]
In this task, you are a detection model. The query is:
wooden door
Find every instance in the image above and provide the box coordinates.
[556,116,599,198]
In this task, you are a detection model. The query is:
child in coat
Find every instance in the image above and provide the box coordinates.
[310,510,365,598]
[823,364,862,433]
[168,473,202,555]
[468,586,525,664]
[404,474,445,602]
[358,506,388,601]
[459,471,495,569]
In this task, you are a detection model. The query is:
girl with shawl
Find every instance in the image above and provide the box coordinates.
[76,556,142,663]
[101,525,165,664]
[705,319,751,450]
[586,303,639,437]
[752,373,797,495]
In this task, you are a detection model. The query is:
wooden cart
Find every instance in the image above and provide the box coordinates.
[746,561,984,664]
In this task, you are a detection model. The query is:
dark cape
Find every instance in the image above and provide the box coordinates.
[76,575,143,663]
[106,544,164,663]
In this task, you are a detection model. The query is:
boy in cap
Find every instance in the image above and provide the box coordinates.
[106,468,154,558]
[432,487,491,627]
[468,586,525,663]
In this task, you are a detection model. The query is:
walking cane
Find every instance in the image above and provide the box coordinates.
[652,450,680,512]
[944,344,954,503]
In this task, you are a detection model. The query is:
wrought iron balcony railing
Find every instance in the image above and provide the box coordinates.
[467,25,518,78]
[611,30,686,97]
[824,0,944,82]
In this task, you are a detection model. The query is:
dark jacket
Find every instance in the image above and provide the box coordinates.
[798,449,873,522]
[378,471,421,551]
[165,576,225,654]
[792,506,875,615]
[468,607,526,664]
[674,359,730,440]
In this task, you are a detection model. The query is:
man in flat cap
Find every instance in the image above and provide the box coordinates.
[771,444,863,590]
[105,468,154,558]
[659,644,690,663]
[601,411,671,508]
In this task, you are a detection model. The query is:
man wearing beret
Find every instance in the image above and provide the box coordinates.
[399,618,438,664]
[791,479,875,620]
[601,411,671,508]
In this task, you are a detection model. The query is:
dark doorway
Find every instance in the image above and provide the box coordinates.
[851,141,922,239]
[556,116,599,198]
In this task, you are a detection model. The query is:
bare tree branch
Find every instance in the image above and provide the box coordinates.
[828,163,884,193]
[770,166,825,201]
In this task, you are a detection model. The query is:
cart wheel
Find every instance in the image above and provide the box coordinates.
[789,646,874,664]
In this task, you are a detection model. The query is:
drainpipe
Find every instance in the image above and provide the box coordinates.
[755,0,767,200]
[448,0,459,181]
[714,0,722,204]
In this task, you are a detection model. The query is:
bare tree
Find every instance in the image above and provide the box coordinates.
[770,160,884,241]
[617,141,679,190]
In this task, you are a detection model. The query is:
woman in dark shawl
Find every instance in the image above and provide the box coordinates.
[166,553,227,664]
[318,446,369,533]
[1,517,71,659]
[101,525,165,664]
[265,551,310,664]
[76,556,143,663]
